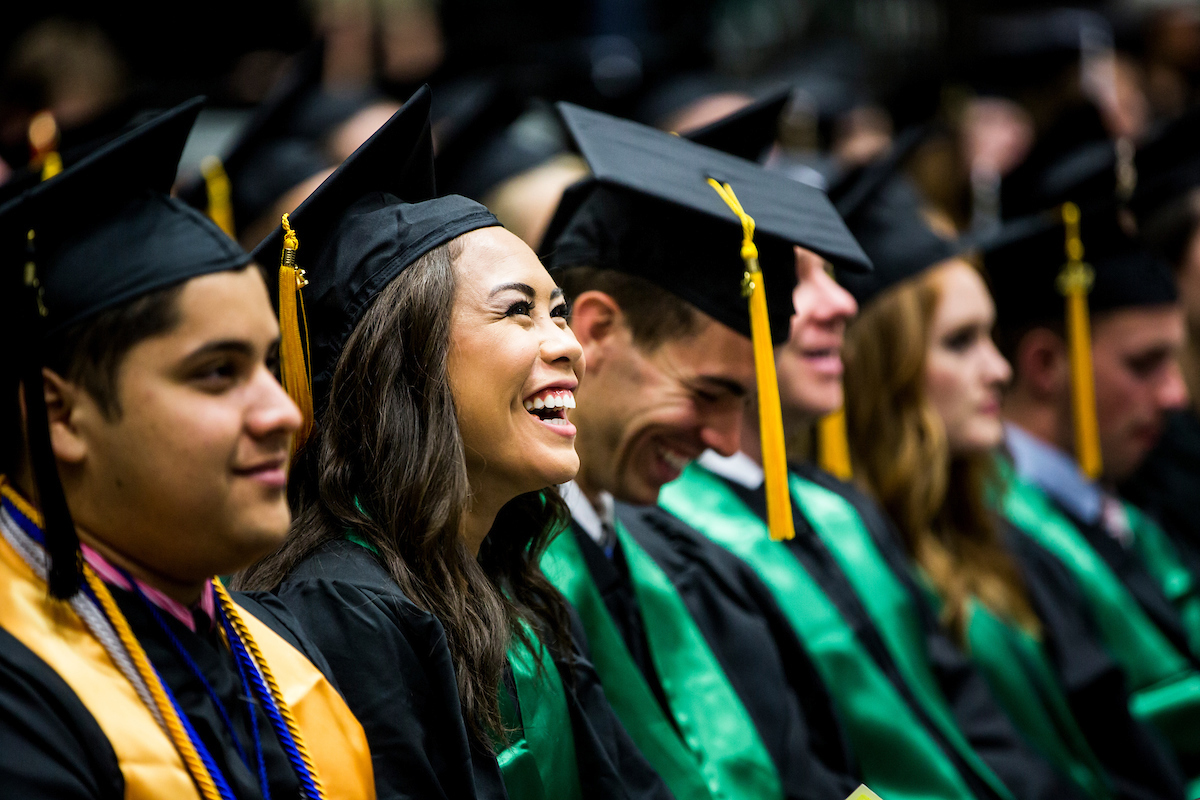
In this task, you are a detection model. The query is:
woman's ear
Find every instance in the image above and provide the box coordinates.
[568,290,624,372]
[41,369,90,466]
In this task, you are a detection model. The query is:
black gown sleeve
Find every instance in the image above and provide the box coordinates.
[275,539,508,800]
[0,626,122,800]
[793,464,1087,800]
[1008,524,1187,800]
[619,503,861,800]
[558,609,678,800]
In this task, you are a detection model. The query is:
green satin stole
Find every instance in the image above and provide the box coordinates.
[997,469,1200,756]
[497,621,584,800]
[542,520,782,800]
[660,464,1013,800]
[939,588,1113,799]
[1122,502,1200,659]
[344,532,583,800]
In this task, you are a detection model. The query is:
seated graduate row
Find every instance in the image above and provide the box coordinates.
[1,86,1196,800]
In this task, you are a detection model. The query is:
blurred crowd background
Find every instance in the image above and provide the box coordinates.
[2,0,1199,252]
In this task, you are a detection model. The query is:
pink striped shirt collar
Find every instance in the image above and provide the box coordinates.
[81,543,216,632]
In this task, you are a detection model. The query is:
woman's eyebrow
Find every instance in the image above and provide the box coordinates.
[489,282,536,299]
[550,287,565,301]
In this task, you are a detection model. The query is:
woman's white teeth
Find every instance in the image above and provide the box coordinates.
[524,390,576,413]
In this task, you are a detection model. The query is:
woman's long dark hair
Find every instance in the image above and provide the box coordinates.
[238,239,574,746]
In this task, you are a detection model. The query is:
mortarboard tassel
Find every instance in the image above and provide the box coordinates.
[21,230,81,598]
[817,408,853,480]
[200,155,236,238]
[278,213,314,455]
[1057,202,1103,480]
[28,111,62,181]
[707,178,795,541]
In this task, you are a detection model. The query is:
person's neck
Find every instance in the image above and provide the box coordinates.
[1002,391,1069,455]
[8,473,208,606]
[76,529,208,606]
[463,483,511,557]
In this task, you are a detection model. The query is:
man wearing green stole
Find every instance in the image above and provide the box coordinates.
[657,205,1081,798]
[985,203,1200,787]
[538,105,874,800]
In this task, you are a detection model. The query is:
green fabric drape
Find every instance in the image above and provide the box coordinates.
[542,520,781,800]
[660,465,1013,800]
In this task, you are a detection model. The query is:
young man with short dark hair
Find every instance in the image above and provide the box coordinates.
[0,99,374,800]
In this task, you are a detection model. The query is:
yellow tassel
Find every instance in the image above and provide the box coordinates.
[28,111,62,181]
[278,213,314,456]
[200,156,236,238]
[707,178,795,541]
[1057,203,1102,480]
[817,408,853,480]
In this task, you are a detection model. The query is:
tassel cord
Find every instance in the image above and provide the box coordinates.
[706,178,796,541]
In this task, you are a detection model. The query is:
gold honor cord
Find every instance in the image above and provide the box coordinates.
[707,178,795,541]
[844,785,884,800]
[201,156,236,238]
[83,569,227,800]
[1057,203,1102,480]
[817,408,853,480]
[278,213,314,455]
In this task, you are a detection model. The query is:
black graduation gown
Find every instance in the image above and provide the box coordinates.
[275,537,673,800]
[1004,522,1187,800]
[1121,409,1200,585]
[1047,498,1197,669]
[0,588,329,799]
[573,505,863,800]
[755,463,1086,800]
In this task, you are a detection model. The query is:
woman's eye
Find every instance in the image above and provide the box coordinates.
[551,302,571,319]
[505,301,533,317]
[943,329,975,352]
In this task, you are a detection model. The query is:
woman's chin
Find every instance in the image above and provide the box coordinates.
[526,449,580,489]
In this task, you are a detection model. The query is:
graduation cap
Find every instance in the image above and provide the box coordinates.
[543,102,870,542]
[828,126,959,306]
[251,85,498,451]
[179,43,331,240]
[683,88,790,163]
[984,203,1177,479]
[1,97,251,598]
[431,79,545,201]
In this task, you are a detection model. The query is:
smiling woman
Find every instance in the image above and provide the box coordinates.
[239,88,672,800]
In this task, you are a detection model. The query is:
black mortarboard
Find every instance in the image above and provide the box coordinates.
[251,85,499,433]
[683,88,789,163]
[542,102,870,344]
[827,127,958,304]
[431,79,541,201]
[985,205,1177,330]
[178,44,331,238]
[542,103,869,544]
[1,97,251,598]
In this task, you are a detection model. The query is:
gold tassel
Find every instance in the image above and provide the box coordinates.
[278,213,313,456]
[1057,203,1102,480]
[707,178,795,541]
[817,408,853,480]
[28,111,62,181]
[201,155,236,238]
